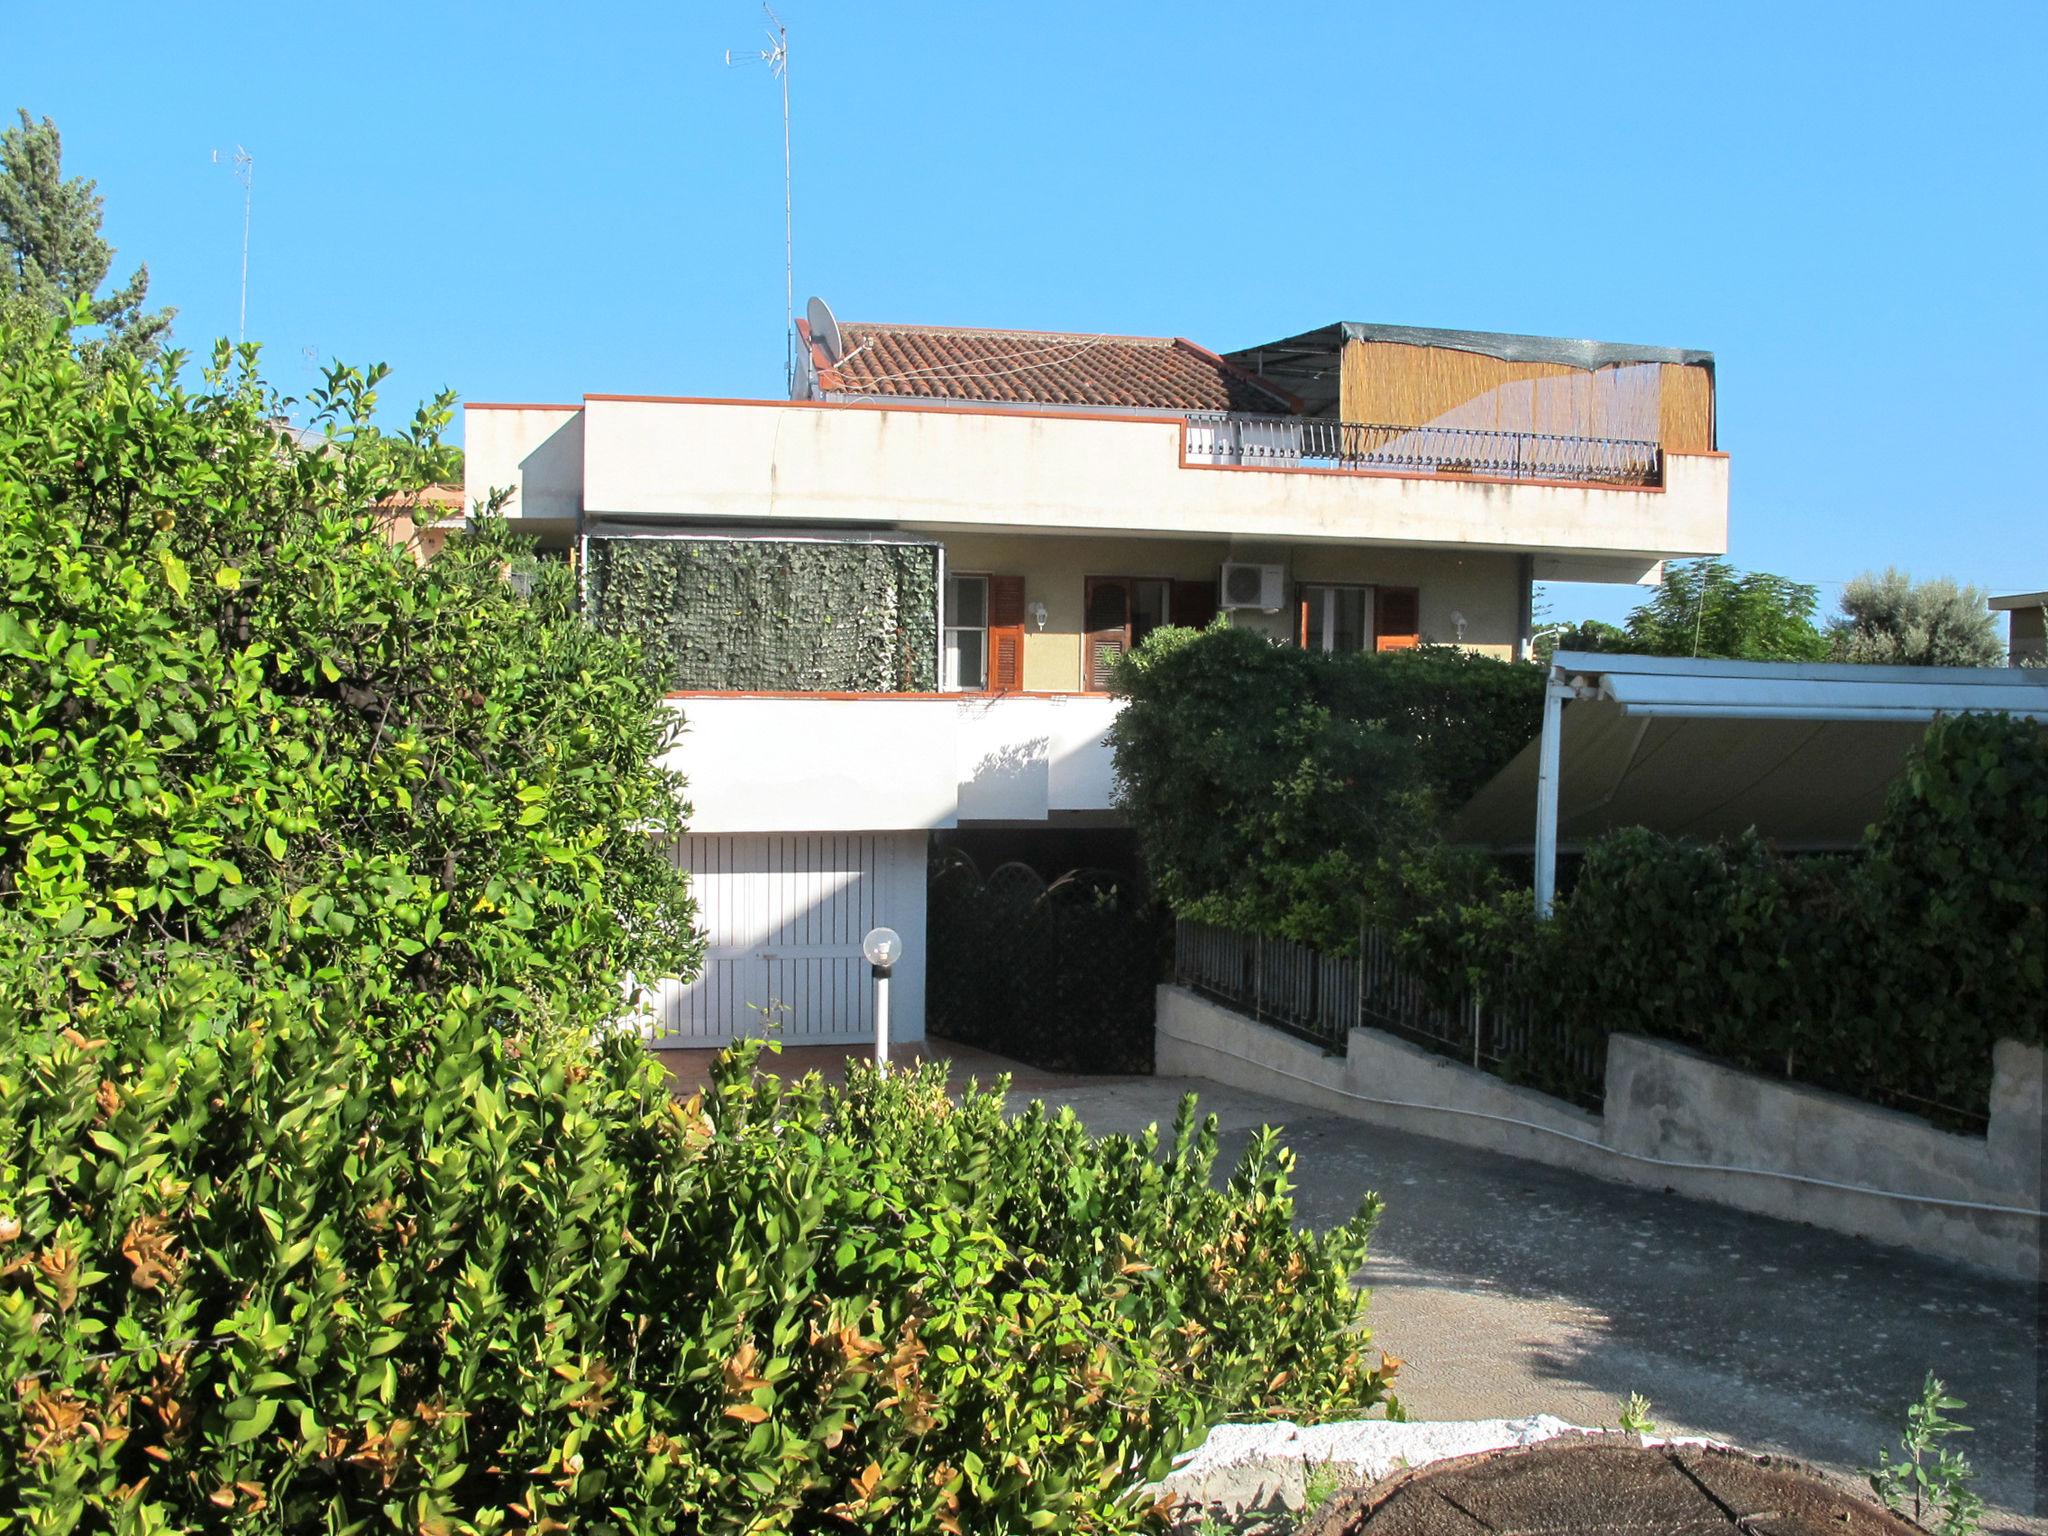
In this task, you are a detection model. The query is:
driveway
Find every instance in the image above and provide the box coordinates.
[1031,1072,2044,1535]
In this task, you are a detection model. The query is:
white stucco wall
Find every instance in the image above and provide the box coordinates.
[661,694,1124,832]
[466,404,583,521]
[466,398,1727,561]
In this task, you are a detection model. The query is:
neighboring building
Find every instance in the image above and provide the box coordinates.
[465,305,1729,1048]
[1989,590,2047,666]
[372,482,465,563]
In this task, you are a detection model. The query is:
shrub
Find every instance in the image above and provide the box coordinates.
[0,316,1393,1531]
[1109,625,1540,950]
[1397,712,2048,1123]
[0,311,700,1035]
[0,967,1389,1532]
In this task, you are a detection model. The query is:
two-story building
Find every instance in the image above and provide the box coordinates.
[465,304,1728,1049]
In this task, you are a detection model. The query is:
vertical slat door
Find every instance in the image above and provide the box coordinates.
[649,833,900,1046]
[760,833,876,1044]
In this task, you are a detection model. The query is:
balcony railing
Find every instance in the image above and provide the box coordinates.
[1184,412,1663,488]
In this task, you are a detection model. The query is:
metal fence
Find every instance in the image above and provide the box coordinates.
[1172,919,1606,1110]
[1183,413,1663,488]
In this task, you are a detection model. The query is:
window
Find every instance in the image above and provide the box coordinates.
[1083,577,1174,691]
[944,574,988,690]
[1299,584,1373,654]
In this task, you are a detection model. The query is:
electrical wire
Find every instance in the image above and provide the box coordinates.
[1175,1032,2048,1221]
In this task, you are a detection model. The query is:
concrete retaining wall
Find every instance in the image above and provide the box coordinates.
[1156,985,2044,1281]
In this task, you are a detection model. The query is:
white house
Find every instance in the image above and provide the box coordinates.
[465,307,1729,1049]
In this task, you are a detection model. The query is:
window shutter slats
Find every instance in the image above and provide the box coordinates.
[1084,577,1130,693]
[988,574,1027,692]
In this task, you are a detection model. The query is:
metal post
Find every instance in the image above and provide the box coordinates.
[872,965,891,1068]
[1534,680,1566,917]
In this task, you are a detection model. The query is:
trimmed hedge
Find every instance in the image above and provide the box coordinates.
[1109,624,1540,951]
[1403,713,2048,1125]
[0,965,1391,1532]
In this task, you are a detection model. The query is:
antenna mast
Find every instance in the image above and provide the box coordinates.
[727,5,793,391]
[213,146,255,342]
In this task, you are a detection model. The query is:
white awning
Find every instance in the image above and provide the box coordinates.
[1450,652,2048,912]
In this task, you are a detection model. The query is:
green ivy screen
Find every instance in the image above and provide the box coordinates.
[584,535,941,693]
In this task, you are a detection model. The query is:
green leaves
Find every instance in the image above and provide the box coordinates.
[1110,624,1540,952]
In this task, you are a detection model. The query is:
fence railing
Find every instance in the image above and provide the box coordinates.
[1183,413,1663,488]
[1172,919,1606,1110]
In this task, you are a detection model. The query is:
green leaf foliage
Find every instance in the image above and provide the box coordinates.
[0,313,1390,1531]
[1401,713,2048,1122]
[0,111,173,368]
[586,536,940,693]
[1109,624,1541,950]
[1621,557,1830,662]
[1829,567,2004,668]
[0,312,697,1029]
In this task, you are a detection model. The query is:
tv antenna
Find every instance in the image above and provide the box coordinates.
[726,5,793,391]
[211,146,254,342]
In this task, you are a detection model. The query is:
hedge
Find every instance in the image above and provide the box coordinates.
[1,968,1391,1533]
[1108,624,1540,951]
[1401,712,2048,1126]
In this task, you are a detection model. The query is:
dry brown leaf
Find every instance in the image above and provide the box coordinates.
[122,1215,180,1291]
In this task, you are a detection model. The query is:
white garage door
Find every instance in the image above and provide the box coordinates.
[647,832,926,1047]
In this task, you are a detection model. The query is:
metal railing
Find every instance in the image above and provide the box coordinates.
[1184,413,1663,488]
[1173,919,1606,1110]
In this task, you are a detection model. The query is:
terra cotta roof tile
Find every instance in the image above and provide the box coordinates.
[810,322,1296,414]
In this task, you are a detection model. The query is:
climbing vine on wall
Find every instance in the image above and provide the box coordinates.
[585,536,940,692]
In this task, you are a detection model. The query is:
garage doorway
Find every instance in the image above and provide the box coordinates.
[647,832,927,1047]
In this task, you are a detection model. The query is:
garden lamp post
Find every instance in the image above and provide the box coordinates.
[862,926,902,1068]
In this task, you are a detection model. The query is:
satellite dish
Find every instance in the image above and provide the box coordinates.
[805,295,844,364]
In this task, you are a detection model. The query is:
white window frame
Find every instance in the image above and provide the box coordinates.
[943,573,990,691]
[1301,583,1375,654]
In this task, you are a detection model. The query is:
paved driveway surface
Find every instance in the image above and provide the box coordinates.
[1031,1074,2044,1534]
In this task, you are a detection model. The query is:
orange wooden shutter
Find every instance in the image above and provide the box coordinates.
[988,574,1027,693]
[1084,578,1131,691]
[1375,586,1421,651]
[1170,578,1217,631]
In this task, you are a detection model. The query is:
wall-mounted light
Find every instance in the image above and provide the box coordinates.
[1452,610,1468,643]
[1027,600,1048,631]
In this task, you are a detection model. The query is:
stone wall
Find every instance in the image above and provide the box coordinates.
[1156,985,2044,1281]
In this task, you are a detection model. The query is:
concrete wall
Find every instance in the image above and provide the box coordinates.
[942,532,1527,689]
[466,398,1727,563]
[1156,985,2044,1280]
[467,404,583,521]
[661,693,1123,832]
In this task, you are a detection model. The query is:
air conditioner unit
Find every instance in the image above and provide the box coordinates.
[1219,561,1285,612]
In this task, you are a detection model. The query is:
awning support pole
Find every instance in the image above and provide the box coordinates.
[1534,681,1568,918]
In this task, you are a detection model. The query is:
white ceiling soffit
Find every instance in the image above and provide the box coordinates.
[1451,654,2048,852]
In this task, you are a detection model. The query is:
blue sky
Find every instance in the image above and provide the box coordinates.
[8,1,2043,626]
